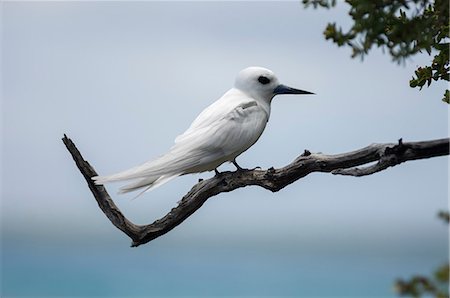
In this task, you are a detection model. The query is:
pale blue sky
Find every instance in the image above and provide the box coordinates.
[1,1,448,297]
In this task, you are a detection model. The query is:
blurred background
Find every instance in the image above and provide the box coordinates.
[1,2,448,297]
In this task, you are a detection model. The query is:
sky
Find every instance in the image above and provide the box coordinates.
[1,1,449,297]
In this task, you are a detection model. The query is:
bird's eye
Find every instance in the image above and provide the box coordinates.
[258,76,270,85]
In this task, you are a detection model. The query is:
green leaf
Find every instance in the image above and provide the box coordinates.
[307,0,449,103]
[442,90,449,104]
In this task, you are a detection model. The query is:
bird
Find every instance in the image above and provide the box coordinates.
[93,66,314,195]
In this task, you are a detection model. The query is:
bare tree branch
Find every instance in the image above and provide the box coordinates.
[63,135,449,247]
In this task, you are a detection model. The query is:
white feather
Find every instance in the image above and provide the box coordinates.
[92,66,312,194]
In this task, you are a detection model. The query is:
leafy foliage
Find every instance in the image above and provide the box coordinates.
[302,3,450,295]
[394,212,449,298]
[303,0,449,103]
[394,264,449,298]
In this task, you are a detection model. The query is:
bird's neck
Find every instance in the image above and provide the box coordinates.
[256,98,271,121]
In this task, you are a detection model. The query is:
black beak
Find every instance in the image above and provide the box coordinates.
[273,84,315,95]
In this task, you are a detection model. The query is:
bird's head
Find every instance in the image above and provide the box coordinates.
[234,66,314,102]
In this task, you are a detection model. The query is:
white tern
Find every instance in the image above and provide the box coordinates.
[93,66,313,194]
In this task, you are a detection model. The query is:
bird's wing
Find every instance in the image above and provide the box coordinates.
[126,100,267,176]
[94,95,268,182]
[174,88,253,144]
[178,100,267,157]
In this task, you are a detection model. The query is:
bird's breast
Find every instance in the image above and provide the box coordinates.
[218,102,269,157]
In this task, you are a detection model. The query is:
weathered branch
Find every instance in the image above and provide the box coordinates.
[63,135,449,247]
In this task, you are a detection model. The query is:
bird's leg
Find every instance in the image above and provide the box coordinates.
[232,159,244,171]
[233,159,261,172]
[214,168,221,175]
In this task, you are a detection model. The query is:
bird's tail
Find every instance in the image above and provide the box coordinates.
[118,174,179,194]
[93,173,180,198]
[91,145,205,195]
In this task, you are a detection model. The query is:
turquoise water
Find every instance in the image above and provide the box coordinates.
[2,234,447,297]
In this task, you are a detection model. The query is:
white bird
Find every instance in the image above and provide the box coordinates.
[93,66,313,195]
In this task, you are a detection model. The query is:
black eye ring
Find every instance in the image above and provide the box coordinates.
[258,76,270,85]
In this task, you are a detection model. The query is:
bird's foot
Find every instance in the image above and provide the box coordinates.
[249,166,261,171]
[232,160,244,171]
[232,160,260,172]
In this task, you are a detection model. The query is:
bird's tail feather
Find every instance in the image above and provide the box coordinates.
[118,176,160,193]
[91,145,209,195]
[92,151,201,185]
[118,174,179,194]
[127,175,180,199]
[92,170,141,185]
